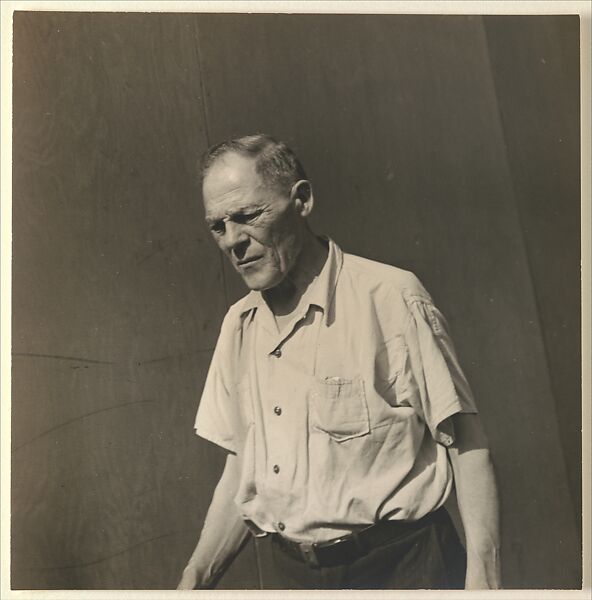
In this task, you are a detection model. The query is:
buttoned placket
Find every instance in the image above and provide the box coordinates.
[253,300,323,536]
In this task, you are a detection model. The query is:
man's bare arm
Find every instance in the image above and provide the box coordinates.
[447,413,502,589]
[177,452,250,589]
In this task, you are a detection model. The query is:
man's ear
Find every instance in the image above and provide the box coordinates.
[290,180,314,217]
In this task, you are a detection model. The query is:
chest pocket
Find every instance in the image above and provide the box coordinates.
[309,376,370,442]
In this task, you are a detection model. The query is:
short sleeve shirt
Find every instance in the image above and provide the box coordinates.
[195,238,477,543]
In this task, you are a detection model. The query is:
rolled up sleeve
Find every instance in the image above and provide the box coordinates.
[402,296,478,446]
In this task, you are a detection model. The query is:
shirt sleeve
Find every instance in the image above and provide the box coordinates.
[194,311,242,454]
[400,296,478,447]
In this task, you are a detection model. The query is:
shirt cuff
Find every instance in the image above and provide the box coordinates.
[194,425,237,454]
[431,400,478,447]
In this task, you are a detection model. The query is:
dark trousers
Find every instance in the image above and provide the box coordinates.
[260,508,467,590]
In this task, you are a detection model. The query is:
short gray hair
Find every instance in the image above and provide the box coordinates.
[200,134,307,194]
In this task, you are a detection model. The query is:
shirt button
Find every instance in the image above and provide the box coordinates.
[274,406,282,416]
[277,522,285,531]
[271,348,282,358]
[273,464,280,474]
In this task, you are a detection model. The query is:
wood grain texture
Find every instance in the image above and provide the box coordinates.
[195,14,580,588]
[12,11,259,589]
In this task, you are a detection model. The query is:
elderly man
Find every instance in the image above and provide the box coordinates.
[178,134,501,590]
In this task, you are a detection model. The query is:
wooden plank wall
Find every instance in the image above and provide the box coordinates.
[12,12,581,589]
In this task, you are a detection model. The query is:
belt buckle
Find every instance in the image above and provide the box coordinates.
[322,534,350,548]
[299,542,320,568]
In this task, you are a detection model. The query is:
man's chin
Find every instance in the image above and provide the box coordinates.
[241,273,282,292]
[243,280,275,292]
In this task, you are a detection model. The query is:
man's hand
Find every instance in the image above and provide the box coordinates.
[464,546,502,589]
[177,566,199,590]
[177,564,214,590]
[176,453,250,590]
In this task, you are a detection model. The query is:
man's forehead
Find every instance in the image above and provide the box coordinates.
[204,152,260,190]
[202,153,280,218]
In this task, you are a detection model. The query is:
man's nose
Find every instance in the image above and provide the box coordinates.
[223,222,248,254]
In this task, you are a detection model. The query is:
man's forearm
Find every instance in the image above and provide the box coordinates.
[180,453,250,589]
[448,414,501,589]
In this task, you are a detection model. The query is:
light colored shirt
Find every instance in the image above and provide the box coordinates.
[194,238,477,543]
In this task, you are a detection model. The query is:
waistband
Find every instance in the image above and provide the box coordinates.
[270,507,447,569]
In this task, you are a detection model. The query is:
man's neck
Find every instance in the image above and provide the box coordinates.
[264,233,328,317]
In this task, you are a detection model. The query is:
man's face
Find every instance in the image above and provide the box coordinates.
[203,152,305,291]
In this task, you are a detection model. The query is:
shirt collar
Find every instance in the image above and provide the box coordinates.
[238,236,343,325]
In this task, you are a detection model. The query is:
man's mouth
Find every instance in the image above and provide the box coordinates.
[237,256,262,267]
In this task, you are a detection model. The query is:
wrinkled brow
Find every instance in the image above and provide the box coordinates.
[205,204,264,224]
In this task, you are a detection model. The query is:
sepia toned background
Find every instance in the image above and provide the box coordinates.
[11,12,581,589]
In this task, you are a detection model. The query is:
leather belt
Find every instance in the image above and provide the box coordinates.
[270,507,445,569]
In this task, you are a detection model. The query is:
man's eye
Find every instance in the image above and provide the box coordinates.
[237,211,262,224]
[210,222,225,234]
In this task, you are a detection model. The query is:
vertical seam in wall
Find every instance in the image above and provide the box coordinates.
[193,18,212,148]
[480,16,579,539]
[193,17,230,311]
